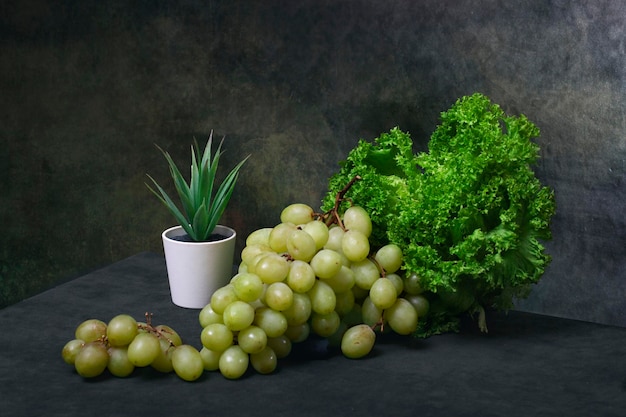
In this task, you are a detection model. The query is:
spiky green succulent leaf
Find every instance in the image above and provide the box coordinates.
[147,131,249,241]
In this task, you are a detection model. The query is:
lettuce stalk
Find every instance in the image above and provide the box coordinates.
[322,93,556,336]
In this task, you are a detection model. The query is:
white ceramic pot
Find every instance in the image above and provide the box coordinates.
[162,225,236,308]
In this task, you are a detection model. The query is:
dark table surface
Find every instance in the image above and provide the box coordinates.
[1,252,625,417]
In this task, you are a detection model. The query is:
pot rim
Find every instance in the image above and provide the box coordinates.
[162,225,236,245]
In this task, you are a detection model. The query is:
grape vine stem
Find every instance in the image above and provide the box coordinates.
[137,312,177,347]
[319,175,361,228]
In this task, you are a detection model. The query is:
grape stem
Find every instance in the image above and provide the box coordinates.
[374,317,385,333]
[137,312,177,347]
[369,255,387,278]
[319,175,361,228]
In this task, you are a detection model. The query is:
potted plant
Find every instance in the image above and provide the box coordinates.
[146,131,249,308]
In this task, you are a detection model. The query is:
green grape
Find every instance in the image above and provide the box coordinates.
[284,323,310,342]
[285,260,316,293]
[324,226,345,253]
[245,252,269,274]
[351,258,380,290]
[171,345,204,382]
[308,280,336,315]
[256,285,268,307]
[341,324,376,359]
[302,220,329,250]
[282,292,312,326]
[201,323,234,352]
[280,203,314,225]
[266,335,292,358]
[219,345,249,380]
[200,347,222,371]
[334,289,355,317]
[107,346,135,377]
[246,227,273,247]
[323,265,355,293]
[237,325,268,354]
[264,282,294,311]
[231,272,264,302]
[286,229,317,262]
[342,205,372,237]
[127,332,160,367]
[405,294,430,318]
[250,346,277,374]
[310,249,343,279]
[374,244,403,273]
[386,273,404,296]
[151,338,175,373]
[222,300,255,331]
[327,321,348,348]
[254,307,288,338]
[341,229,370,262]
[255,253,290,284]
[61,339,85,365]
[210,285,239,315]
[361,296,383,327]
[74,341,109,378]
[241,243,272,267]
[155,324,183,346]
[199,303,224,327]
[75,319,107,343]
[369,277,398,310]
[403,272,424,295]
[106,314,137,347]
[351,285,369,302]
[268,222,297,253]
[338,252,351,267]
[310,311,341,338]
[342,303,363,327]
[385,298,418,335]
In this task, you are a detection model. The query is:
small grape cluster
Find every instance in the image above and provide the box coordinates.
[61,313,204,381]
[198,196,430,379]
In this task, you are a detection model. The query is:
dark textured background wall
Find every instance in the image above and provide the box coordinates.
[1,1,624,327]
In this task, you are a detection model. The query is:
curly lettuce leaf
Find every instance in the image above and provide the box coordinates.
[321,127,420,247]
[323,93,556,336]
[391,94,555,296]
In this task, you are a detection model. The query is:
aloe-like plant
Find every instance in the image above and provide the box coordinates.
[146,132,249,242]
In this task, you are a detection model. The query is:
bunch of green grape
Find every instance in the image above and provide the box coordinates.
[61,313,205,381]
[198,202,430,379]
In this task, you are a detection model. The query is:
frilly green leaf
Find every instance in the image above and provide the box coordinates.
[323,93,556,336]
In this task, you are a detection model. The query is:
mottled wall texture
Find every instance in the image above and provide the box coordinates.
[1,1,624,326]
